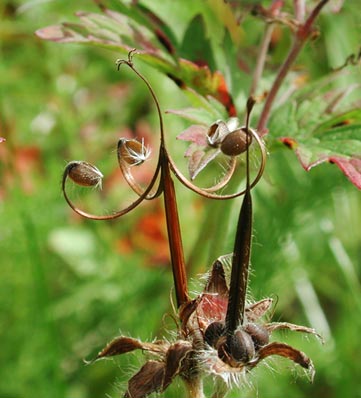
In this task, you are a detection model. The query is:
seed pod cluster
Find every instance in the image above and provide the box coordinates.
[66,161,103,189]
[204,321,269,365]
[206,120,253,157]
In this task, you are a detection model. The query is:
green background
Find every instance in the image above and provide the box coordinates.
[1,1,360,397]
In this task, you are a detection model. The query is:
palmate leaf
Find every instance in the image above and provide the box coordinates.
[268,71,361,189]
[35,2,235,115]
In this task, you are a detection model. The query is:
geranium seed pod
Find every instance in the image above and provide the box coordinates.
[204,321,225,347]
[207,120,230,147]
[220,128,252,157]
[66,161,103,189]
[229,329,255,363]
[117,138,150,166]
[243,323,269,348]
[207,122,221,147]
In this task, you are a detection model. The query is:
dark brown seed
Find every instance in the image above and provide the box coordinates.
[229,329,255,363]
[220,128,252,156]
[244,323,269,348]
[66,161,103,188]
[204,321,225,347]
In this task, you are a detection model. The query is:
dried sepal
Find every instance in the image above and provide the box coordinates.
[95,336,169,360]
[162,341,193,390]
[265,321,323,341]
[255,342,314,373]
[65,161,103,189]
[117,335,198,396]
[204,259,229,296]
[124,360,165,398]
[245,298,273,322]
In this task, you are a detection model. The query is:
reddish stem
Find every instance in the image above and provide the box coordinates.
[161,146,189,307]
[257,0,329,134]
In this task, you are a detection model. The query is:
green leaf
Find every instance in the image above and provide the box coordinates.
[268,70,361,189]
[35,3,236,115]
[179,14,216,71]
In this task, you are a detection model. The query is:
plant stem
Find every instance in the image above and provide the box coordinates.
[184,376,205,398]
[257,0,329,134]
[161,146,189,307]
[294,0,306,22]
[249,23,275,98]
[250,0,284,98]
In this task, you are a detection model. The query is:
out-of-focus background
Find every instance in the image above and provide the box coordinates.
[1,1,360,397]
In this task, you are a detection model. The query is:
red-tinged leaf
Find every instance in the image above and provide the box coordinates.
[35,10,173,74]
[328,156,361,189]
[269,73,361,189]
[280,124,361,189]
[177,125,208,146]
[36,5,235,114]
[188,148,221,180]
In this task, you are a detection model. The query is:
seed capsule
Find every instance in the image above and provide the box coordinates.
[244,323,269,348]
[220,128,252,157]
[66,161,103,189]
[207,120,230,147]
[229,329,255,363]
[118,138,150,166]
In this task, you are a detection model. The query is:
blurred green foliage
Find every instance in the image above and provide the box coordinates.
[1,1,360,398]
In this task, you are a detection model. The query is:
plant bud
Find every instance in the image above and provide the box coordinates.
[66,161,103,189]
[220,128,252,157]
[228,329,255,363]
[118,138,150,166]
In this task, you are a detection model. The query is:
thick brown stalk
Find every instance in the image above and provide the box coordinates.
[161,147,188,307]
[225,188,252,333]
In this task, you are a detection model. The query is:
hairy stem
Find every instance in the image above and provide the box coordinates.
[184,376,205,398]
